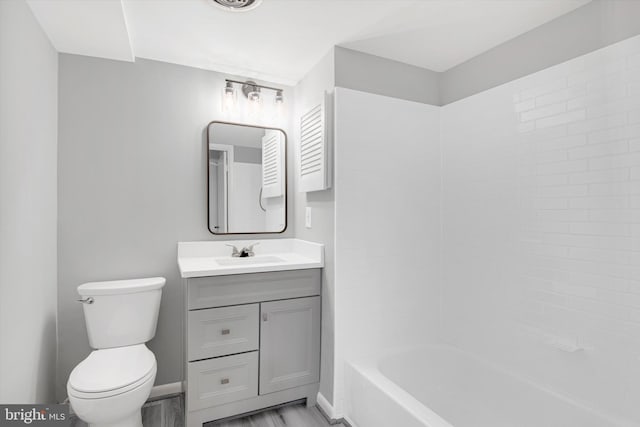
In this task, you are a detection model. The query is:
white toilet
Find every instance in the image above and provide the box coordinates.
[67,277,166,427]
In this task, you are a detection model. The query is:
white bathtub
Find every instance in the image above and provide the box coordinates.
[344,345,633,427]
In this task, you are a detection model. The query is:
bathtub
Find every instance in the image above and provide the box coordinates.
[344,345,632,427]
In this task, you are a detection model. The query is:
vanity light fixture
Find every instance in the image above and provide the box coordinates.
[223,79,284,115]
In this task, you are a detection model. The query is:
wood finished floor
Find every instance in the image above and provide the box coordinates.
[70,396,342,427]
[208,404,344,427]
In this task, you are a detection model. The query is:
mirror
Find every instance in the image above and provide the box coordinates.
[207,121,287,234]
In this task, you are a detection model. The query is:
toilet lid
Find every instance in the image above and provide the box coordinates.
[69,344,156,393]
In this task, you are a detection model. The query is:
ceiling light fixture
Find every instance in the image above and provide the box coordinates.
[211,0,263,12]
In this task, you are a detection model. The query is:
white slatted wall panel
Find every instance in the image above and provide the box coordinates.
[261,130,284,198]
[299,92,332,192]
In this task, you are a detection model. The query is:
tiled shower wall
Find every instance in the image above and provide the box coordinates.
[441,35,640,421]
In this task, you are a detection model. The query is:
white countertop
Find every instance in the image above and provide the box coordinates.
[177,239,324,278]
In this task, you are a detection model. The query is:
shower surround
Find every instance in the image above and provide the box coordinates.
[334,33,640,426]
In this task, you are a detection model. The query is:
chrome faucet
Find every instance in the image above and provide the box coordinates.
[226,242,259,257]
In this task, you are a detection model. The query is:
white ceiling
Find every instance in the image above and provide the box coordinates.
[27,0,591,85]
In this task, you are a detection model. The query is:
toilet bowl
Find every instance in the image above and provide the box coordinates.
[68,345,157,427]
[67,277,165,427]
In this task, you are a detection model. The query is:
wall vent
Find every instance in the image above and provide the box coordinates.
[299,92,332,193]
[261,130,284,198]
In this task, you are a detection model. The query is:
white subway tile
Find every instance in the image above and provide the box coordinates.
[518,121,535,133]
[515,98,536,113]
[628,52,640,69]
[589,181,640,196]
[536,159,587,175]
[533,197,570,209]
[588,151,640,170]
[536,110,586,129]
[568,113,626,134]
[589,209,640,223]
[569,140,628,160]
[570,222,631,237]
[627,138,640,152]
[569,168,629,184]
[521,102,567,122]
[568,86,627,111]
[532,222,571,233]
[520,77,567,100]
[569,247,630,265]
[536,184,588,198]
[537,209,589,222]
[535,149,568,163]
[537,86,586,107]
[570,195,629,209]
[587,97,640,120]
[536,134,586,152]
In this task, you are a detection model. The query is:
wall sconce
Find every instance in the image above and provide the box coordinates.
[223,79,284,116]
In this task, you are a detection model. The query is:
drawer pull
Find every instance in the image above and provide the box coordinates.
[221,328,230,335]
[262,313,268,322]
[220,378,230,385]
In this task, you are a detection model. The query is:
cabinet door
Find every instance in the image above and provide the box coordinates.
[259,296,320,395]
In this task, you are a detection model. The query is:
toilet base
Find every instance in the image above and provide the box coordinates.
[87,410,142,427]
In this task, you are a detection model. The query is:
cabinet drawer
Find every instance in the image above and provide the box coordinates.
[187,269,321,310]
[187,352,258,411]
[188,304,259,361]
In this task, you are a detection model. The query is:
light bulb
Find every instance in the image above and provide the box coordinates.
[274,90,284,117]
[221,81,236,112]
[247,88,262,116]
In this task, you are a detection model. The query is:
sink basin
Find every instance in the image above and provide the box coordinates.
[215,255,286,266]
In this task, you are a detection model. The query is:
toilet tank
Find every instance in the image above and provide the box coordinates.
[77,277,166,349]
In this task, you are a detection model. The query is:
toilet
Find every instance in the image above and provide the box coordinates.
[67,277,166,427]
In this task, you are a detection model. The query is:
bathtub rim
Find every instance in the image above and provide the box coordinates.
[346,343,637,427]
[346,346,455,427]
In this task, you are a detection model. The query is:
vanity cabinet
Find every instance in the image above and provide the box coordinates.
[183,269,321,427]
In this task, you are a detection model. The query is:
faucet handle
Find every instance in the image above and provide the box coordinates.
[225,244,240,257]
[241,242,259,257]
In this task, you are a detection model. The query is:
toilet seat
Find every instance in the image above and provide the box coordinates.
[68,344,156,399]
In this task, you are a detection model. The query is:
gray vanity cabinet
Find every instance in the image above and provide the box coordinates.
[183,269,321,427]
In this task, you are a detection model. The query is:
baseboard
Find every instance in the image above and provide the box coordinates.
[316,392,336,420]
[343,415,356,427]
[148,381,184,401]
[316,392,353,426]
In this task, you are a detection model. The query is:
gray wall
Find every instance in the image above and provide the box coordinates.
[0,0,58,403]
[57,55,293,400]
[293,49,337,404]
[441,0,640,104]
[335,46,440,106]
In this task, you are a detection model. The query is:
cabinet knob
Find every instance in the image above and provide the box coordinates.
[221,328,230,335]
[262,313,268,322]
[220,378,229,385]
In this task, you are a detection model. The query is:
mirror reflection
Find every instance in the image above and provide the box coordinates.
[207,122,287,234]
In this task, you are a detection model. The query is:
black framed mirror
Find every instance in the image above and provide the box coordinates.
[207,121,287,235]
